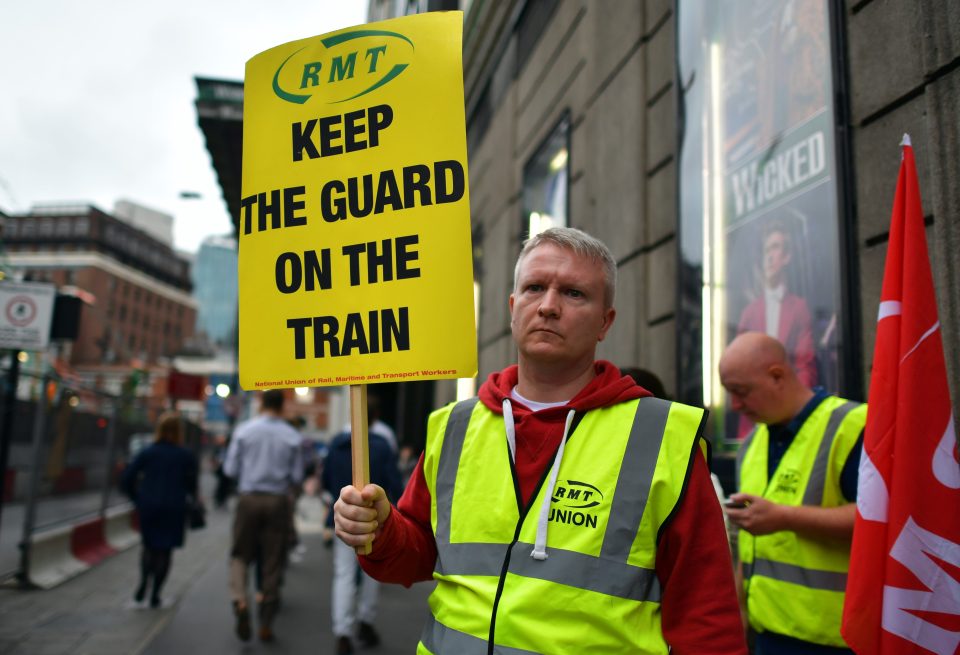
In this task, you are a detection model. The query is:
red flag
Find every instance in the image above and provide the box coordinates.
[842,135,960,654]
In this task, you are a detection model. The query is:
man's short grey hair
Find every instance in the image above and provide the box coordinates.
[513,227,617,307]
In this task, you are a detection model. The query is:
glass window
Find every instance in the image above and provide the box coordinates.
[677,0,849,445]
[522,114,570,239]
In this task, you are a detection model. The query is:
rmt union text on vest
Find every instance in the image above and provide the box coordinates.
[548,508,598,529]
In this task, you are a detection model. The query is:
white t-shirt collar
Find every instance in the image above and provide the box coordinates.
[510,386,570,412]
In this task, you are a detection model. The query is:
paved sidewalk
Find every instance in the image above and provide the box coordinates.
[0,495,237,655]
[0,491,435,654]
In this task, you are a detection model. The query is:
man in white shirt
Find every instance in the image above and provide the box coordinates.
[223,389,303,643]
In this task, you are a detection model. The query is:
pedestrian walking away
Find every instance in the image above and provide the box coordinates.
[322,394,403,655]
[223,388,304,643]
[335,227,748,654]
[720,332,865,654]
[121,412,199,610]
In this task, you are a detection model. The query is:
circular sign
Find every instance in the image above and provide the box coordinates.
[6,295,37,327]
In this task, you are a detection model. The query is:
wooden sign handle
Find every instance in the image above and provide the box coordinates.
[350,384,372,555]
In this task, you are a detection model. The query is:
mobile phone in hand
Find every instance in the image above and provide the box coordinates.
[723,499,748,509]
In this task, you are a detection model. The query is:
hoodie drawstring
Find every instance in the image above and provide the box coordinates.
[531,409,575,561]
[502,399,517,462]
[502,399,575,562]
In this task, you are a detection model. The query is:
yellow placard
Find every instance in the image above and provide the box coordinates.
[239,12,477,390]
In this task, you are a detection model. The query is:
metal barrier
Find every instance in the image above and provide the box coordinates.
[0,365,204,587]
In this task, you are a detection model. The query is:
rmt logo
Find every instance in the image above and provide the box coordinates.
[271,29,414,105]
[551,480,603,509]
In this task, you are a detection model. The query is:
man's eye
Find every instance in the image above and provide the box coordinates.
[526,284,543,292]
[566,289,584,298]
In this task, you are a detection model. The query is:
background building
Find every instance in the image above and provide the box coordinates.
[2,203,197,403]
[113,199,175,247]
[192,234,238,347]
[457,0,960,452]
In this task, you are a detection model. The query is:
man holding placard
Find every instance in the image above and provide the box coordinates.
[335,228,747,654]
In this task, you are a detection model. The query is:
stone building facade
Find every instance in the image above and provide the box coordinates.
[450,0,960,430]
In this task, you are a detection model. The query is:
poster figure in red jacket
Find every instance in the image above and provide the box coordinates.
[737,221,816,385]
[735,220,816,438]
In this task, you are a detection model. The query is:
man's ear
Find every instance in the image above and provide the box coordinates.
[768,363,787,384]
[597,307,616,342]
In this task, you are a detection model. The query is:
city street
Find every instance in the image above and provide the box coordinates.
[0,482,434,654]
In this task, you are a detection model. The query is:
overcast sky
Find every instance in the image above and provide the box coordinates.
[0,1,368,253]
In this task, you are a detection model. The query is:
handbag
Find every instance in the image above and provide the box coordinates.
[187,496,207,530]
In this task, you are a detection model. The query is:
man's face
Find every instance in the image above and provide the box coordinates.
[719,360,783,425]
[762,230,790,285]
[509,243,615,369]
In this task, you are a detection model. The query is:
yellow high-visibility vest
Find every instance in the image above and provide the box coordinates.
[417,396,705,654]
[737,396,866,647]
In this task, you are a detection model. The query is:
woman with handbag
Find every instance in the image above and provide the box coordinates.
[121,412,200,608]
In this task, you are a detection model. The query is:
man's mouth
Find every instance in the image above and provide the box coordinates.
[531,327,560,337]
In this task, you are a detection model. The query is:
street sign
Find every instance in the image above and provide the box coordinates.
[168,370,207,400]
[239,12,477,390]
[0,281,56,351]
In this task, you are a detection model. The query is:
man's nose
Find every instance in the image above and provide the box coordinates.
[537,289,560,317]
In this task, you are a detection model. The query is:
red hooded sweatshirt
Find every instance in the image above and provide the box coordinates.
[360,361,747,655]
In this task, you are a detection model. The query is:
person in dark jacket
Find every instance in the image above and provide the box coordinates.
[121,412,199,608]
[322,395,402,655]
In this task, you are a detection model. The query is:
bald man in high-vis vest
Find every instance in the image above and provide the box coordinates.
[721,332,865,655]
